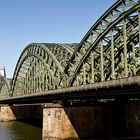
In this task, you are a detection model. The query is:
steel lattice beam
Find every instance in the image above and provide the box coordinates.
[0,78,11,98]
[11,43,78,97]
[64,0,140,86]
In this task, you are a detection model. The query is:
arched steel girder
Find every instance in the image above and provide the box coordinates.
[42,43,75,54]
[12,43,64,87]
[11,43,75,96]
[28,43,65,73]
[0,78,11,98]
[12,55,59,96]
[78,15,139,84]
[69,39,140,86]
[65,0,140,72]
[42,43,78,68]
[67,2,140,86]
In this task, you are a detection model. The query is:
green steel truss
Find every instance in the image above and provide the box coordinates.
[0,0,140,98]
[11,43,78,96]
[65,0,140,86]
[0,78,11,98]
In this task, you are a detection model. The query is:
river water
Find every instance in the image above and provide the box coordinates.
[0,121,42,140]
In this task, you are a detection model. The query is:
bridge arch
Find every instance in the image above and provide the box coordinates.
[65,0,140,86]
[0,78,11,98]
[11,43,77,96]
[3,0,140,97]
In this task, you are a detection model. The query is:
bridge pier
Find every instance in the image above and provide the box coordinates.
[0,105,42,121]
[0,99,140,139]
[42,104,79,139]
[42,103,113,139]
[42,99,140,139]
[0,105,16,121]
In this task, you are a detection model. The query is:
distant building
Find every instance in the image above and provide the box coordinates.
[0,67,6,82]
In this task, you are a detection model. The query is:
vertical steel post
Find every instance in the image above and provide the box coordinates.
[100,23,104,81]
[31,59,34,94]
[91,52,95,82]
[110,13,115,79]
[34,59,37,93]
[83,63,86,84]
[90,34,93,44]
[131,25,136,75]
[36,60,38,93]
[138,9,140,49]
[123,2,128,77]
[53,62,56,89]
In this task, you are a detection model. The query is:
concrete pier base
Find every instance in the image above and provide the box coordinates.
[0,105,42,121]
[0,105,16,121]
[42,100,140,139]
[42,104,113,139]
[43,105,79,139]
[1,100,140,139]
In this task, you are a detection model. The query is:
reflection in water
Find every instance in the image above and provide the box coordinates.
[0,121,42,140]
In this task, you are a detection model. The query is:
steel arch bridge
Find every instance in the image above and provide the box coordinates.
[0,0,140,100]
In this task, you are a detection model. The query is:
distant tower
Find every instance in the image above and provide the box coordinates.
[3,67,6,78]
[0,67,6,82]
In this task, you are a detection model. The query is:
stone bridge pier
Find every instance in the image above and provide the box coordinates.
[0,99,140,139]
[42,104,113,139]
[42,100,140,139]
[0,105,42,121]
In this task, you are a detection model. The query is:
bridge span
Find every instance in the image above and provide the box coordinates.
[0,0,140,139]
[0,76,140,105]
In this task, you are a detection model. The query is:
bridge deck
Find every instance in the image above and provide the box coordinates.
[0,76,140,105]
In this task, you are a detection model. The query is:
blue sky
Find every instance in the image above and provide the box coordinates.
[0,0,116,78]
